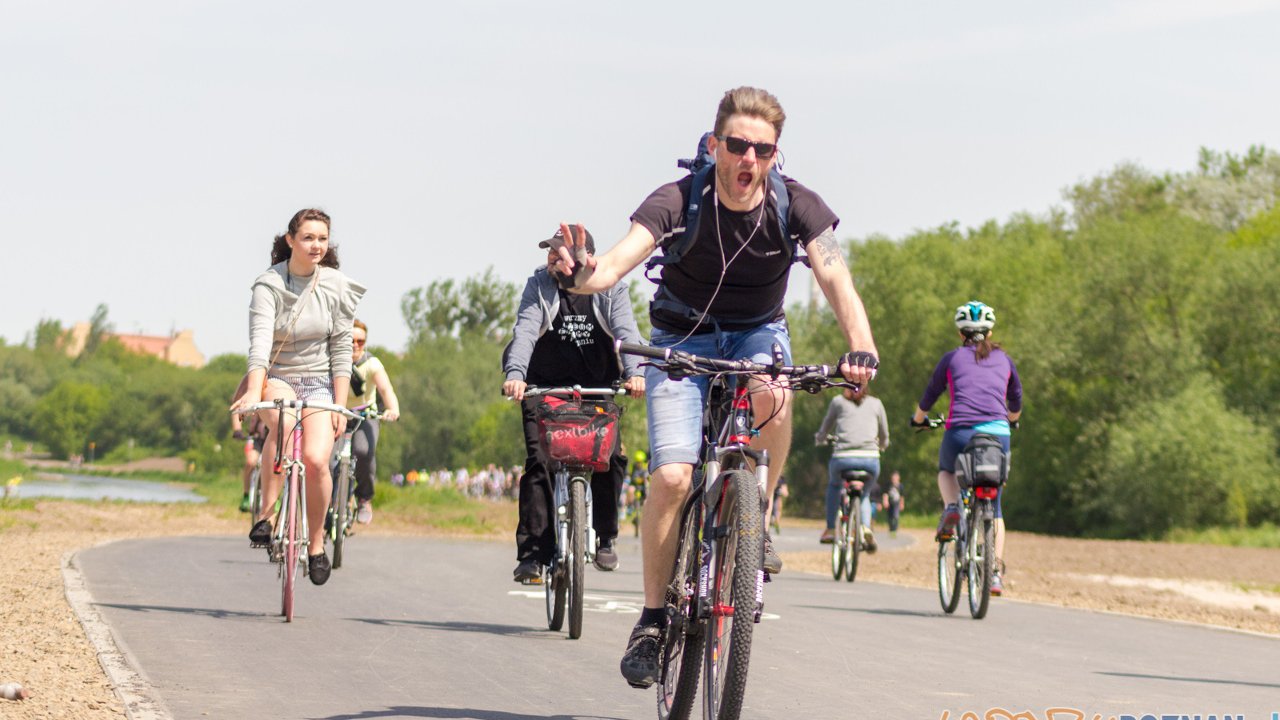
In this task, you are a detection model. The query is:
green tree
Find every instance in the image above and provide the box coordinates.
[33,382,108,458]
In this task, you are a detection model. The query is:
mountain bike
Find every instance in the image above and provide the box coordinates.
[327,405,381,569]
[237,399,360,622]
[523,385,626,640]
[917,417,1005,619]
[831,468,870,583]
[617,341,857,720]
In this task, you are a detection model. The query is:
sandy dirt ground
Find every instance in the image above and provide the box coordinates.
[0,501,1277,719]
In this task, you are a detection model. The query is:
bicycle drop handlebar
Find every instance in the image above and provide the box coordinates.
[615,341,860,394]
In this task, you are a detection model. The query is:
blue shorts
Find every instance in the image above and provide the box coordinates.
[939,427,1010,519]
[646,322,792,470]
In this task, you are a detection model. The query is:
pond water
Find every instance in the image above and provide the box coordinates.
[9,473,207,503]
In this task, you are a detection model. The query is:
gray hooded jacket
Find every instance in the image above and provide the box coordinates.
[503,267,643,382]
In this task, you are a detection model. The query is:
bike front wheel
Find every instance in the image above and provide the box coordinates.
[544,560,566,631]
[248,465,262,529]
[968,509,994,619]
[568,478,587,639]
[657,503,704,720]
[702,469,762,720]
[830,503,847,581]
[282,468,300,622]
[331,458,352,569]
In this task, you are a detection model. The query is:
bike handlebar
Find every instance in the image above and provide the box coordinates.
[234,399,363,421]
[519,385,627,400]
[615,341,858,394]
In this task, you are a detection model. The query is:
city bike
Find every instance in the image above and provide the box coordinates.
[917,417,1006,619]
[237,399,359,622]
[618,341,857,720]
[524,385,626,640]
[327,405,381,569]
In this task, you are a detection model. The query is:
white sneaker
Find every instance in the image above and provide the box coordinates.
[356,500,373,525]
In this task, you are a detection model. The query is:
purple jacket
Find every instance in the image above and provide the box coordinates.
[918,346,1022,429]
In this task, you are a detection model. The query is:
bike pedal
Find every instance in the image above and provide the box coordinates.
[520,577,543,586]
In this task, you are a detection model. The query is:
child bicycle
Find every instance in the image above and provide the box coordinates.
[523,385,626,640]
[236,398,360,622]
[327,405,381,569]
[617,341,858,720]
[915,416,1008,619]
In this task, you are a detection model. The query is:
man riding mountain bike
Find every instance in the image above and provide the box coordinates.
[548,86,879,689]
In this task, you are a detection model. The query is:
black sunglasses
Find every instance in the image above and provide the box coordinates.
[716,135,777,159]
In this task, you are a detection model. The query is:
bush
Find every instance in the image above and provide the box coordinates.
[1088,381,1279,537]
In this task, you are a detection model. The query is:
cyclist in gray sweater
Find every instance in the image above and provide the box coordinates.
[815,385,889,549]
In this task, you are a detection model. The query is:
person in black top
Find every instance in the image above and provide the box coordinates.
[547,87,879,689]
[502,228,645,582]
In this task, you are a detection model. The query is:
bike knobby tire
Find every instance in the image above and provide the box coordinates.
[332,458,352,569]
[568,479,587,639]
[703,469,762,720]
[657,506,704,720]
[968,511,994,619]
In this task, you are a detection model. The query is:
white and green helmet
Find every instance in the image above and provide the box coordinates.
[954,301,996,338]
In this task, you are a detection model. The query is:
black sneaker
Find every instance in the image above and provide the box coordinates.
[594,540,618,571]
[513,559,543,584]
[619,623,662,688]
[763,532,783,574]
[308,552,331,586]
[249,519,272,547]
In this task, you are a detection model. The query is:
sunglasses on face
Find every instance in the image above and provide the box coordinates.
[353,338,366,346]
[716,135,777,159]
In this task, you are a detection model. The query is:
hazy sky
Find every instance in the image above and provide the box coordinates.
[4,0,1278,359]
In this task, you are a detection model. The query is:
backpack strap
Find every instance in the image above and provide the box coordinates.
[644,132,801,282]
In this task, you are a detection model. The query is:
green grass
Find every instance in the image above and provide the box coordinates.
[1164,523,1280,549]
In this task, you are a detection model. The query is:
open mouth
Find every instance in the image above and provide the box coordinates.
[736,171,753,191]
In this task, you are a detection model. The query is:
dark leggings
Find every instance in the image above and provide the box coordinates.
[350,418,380,501]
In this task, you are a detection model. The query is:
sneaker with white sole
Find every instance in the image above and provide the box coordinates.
[356,499,373,525]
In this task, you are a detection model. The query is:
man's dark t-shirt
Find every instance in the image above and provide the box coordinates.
[631,175,839,334]
[525,289,620,387]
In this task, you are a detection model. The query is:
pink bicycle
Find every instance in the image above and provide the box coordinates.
[237,398,359,622]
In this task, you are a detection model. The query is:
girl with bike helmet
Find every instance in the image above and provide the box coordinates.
[911,301,1022,595]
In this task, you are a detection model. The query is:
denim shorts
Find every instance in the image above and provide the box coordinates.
[646,322,792,470]
[940,427,1010,518]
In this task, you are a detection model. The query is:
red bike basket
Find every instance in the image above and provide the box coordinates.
[534,396,623,472]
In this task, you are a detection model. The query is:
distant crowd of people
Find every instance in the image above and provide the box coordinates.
[391,464,522,502]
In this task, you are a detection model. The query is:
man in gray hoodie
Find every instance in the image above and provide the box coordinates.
[502,228,646,582]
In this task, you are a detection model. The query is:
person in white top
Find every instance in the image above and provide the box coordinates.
[344,319,401,524]
[230,208,365,586]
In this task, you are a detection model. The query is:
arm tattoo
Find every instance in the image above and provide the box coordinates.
[813,229,844,267]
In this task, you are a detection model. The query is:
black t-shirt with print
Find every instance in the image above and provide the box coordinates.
[630,174,839,334]
[525,290,620,387]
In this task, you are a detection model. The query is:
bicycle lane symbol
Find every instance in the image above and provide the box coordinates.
[508,590,781,620]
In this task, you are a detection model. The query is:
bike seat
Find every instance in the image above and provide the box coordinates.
[841,469,871,482]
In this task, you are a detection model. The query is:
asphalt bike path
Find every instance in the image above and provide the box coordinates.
[76,534,1280,720]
